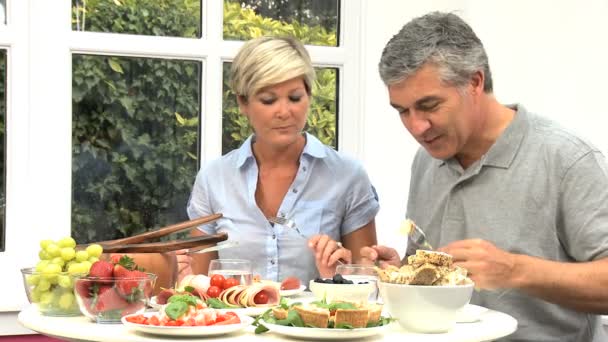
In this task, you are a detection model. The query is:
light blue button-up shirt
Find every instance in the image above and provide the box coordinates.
[187,133,379,285]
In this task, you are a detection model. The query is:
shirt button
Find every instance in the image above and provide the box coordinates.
[270,259,275,265]
[279,212,285,218]
[272,234,276,239]
[292,188,298,193]
[302,166,307,171]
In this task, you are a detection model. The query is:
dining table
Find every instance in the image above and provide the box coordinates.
[19,292,517,342]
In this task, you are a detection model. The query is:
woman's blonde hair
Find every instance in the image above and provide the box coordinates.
[230,36,315,101]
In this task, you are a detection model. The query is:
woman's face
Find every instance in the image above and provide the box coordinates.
[239,77,310,148]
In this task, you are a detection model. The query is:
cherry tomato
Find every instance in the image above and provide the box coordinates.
[280,277,301,290]
[206,285,222,298]
[253,291,269,304]
[223,278,239,290]
[210,274,226,288]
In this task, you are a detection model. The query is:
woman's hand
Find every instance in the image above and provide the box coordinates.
[174,249,194,284]
[308,234,352,278]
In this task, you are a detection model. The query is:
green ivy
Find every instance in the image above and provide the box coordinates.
[71,0,337,242]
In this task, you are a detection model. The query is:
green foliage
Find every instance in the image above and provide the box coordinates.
[222,1,338,153]
[71,0,338,242]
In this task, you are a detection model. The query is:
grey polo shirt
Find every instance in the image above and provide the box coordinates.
[407,105,608,341]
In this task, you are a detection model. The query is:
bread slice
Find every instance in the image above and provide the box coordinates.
[415,250,453,267]
[367,303,383,323]
[272,307,288,320]
[294,305,330,328]
[410,264,440,285]
[334,309,369,328]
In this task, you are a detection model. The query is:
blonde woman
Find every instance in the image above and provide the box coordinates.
[180,36,379,285]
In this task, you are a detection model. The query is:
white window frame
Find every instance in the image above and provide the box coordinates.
[0,0,365,333]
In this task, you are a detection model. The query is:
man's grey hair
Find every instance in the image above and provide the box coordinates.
[379,11,493,92]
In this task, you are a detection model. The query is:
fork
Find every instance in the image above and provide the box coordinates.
[267,216,306,238]
[268,216,346,265]
[403,218,433,256]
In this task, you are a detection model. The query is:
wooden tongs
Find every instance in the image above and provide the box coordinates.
[79,213,227,253]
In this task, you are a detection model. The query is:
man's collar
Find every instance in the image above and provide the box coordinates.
[437,104,528,169]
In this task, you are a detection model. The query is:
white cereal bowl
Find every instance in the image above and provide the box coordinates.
[378,281,474,333]
[309,279,376,303]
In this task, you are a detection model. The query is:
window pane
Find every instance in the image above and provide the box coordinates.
[71,0,201,38]
[223,0,339,46]
[222,62,338,154]
[0,50,5,251]
[72,55,201,243]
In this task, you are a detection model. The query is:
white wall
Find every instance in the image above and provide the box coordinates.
[362,0,608,256]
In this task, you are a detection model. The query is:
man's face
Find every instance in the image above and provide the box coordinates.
[388,64,480,161]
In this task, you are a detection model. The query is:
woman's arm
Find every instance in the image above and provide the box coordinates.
[343,220,377,263]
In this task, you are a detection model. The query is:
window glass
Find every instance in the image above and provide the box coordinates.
[223,0,339,46]
[72,54,201,243]
[0,50,5,251]
[222,63,337,154]
[71,0,201,38]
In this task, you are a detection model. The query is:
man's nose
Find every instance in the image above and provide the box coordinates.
[405,113,431,136]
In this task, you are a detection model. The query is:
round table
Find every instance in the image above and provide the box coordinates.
[19,302,516,342]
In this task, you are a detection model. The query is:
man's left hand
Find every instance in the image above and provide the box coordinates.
[439,239,517,290]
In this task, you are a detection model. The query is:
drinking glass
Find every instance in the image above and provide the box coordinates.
[336,264,379,302]
[207,259,253,286]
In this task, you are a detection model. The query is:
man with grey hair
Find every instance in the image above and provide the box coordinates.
[361,11,608,341]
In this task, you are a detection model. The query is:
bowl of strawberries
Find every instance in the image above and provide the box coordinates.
[74,255,157,323]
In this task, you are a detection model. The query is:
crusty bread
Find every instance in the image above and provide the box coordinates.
[294,305,330,328]
[410,264,440,285]
[334,309,369,328]
[272,307,288,320]
[415,250,453,267]
[367,303,383,323]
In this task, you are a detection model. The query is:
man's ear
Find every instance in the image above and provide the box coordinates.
[236,95,249,116]
[469,70,485,95]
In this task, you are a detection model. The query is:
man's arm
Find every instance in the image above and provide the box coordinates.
[441,239,608,314]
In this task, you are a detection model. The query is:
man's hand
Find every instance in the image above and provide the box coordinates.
[360,245,401,268]
[308,234,352,278]
[439,239,517,290]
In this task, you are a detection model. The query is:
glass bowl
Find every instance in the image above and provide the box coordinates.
[73,273,157,323]
[21,267,83,316]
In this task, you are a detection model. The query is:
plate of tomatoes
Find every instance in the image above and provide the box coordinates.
[122,310,253,336]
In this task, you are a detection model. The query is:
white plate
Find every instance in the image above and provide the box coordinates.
[456,304,489,323]
[280,285,306,297]
[260,321,390,340]
[121,312,254,337]
[150,296,270,316]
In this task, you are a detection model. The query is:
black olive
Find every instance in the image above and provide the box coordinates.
[332,273,344,283]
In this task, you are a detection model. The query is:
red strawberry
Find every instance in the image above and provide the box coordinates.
[110,254,124,264]
[115,270,148,302]
[93,285,129,313]
[75,278,93,299]
[89,260,114,278]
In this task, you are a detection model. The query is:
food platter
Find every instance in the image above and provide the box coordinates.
[260,321,390,340]
[121,312,254,337]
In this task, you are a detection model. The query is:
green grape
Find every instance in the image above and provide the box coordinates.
[67,262,87,275]
[58,292,75,310]
[85,244,103,258]
[58,237,76,248]
[30,290,42,303]
[39,291,54,306]
[36,278,51,292]
[35,260,50,272]
[38,249,52,260]
[40,239,54,250]
[57,275,72,289]
[81,261,92,272]
[50,257,65,267]
[60,247,76,262]
[26,274,41,286]
[87,256,99,264]
[75,250,89,262]
[46,243,61,258]
[42,263,61,283]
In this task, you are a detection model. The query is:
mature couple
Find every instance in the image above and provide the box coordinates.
[154,11,607,341]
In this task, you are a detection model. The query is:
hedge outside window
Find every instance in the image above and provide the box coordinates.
[0,50,5,251]
[71,0,202,38]
[72,55,201,243]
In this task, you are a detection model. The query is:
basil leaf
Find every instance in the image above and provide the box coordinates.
[167,294,198,306]
[165,301,188,320]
